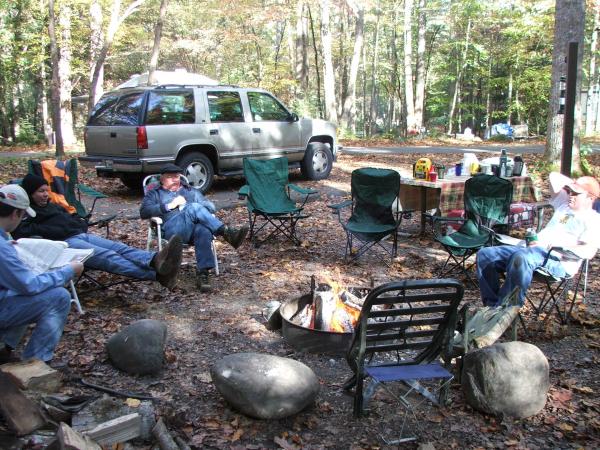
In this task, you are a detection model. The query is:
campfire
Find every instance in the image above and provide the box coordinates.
[291,278,367,334]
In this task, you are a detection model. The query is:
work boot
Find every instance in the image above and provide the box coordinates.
[0,345,19,364]
[156,236,183,290]
[152,235,183,276]
[196,270,212,293]
[222,225,249,249]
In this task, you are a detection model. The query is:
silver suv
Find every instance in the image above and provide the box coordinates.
[80,85,338,192]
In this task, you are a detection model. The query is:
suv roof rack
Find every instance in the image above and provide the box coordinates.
[153,84,240,89]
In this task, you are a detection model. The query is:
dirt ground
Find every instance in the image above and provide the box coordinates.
[1,147,599,450]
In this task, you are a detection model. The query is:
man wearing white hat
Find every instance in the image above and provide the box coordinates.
[0,184,83,363]
[476,172,600,307]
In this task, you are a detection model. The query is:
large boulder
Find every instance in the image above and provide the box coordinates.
[106,319,167,375]
[461,341,549,418]
[211,353,319,419]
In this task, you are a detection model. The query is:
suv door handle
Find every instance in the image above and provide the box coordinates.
[252,128,261,133]
[110,132,117,138]
[209,129,218,135]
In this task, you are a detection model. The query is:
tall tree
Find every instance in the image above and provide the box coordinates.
[340,0,364,133]
[545,0,586,171]
[404,0,417,133]
[48,0,63,156]
[321,0,337,123]
[58,2,75,145]
[148,0,169,85]
[89,0,104,107]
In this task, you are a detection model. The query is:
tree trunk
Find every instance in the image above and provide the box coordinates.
[295,0,309,92]
[369,3,381,136]
[585,2,599,136]
[148,0,168,85]
[507,70,513,125]
[545,0,585,172]
[48,0,64,156]
[58,2,75,146]
[307,5,323,118]
[403,0,416,134]
[340,0,364,133]
[448,18,471,135]
[89,0,104,109]
[320,0,337,123]
[414,0,427,131]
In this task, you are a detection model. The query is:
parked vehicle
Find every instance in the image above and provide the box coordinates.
[80,85,338,192]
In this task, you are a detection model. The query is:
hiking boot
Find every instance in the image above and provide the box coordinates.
[196,270,212,293]
[152,235,183,276]
[0,346,19,364]
[222,225,249,249]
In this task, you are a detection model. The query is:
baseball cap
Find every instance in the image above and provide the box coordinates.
[0,184,36,217]
[567,176,600,199]
[160,163,184,174]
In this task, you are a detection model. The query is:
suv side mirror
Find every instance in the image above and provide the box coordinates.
[287,113,299,122]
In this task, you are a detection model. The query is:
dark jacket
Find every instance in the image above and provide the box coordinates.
[13,202,88,241]
[140,182,216,223]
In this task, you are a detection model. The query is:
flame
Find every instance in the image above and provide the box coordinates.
[321,277,361,333]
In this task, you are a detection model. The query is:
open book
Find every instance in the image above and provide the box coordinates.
[13,238,94,274]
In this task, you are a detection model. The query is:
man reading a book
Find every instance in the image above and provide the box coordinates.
[0,184,83,363]
[13,174,183,290]
[476,173,600,307]
[140,164,248,292]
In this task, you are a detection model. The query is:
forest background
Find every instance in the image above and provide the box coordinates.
[0,0,598,165]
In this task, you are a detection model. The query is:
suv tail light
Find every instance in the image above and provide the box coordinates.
[136,126,148,150]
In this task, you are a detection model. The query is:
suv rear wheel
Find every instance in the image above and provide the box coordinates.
[178,152,214,193]
[301,142,333,180]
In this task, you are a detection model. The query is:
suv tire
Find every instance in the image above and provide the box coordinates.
[301,142,333,180]
[120,173,144,191]
[178,152,214,193]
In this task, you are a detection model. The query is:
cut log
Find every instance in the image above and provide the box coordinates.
[0,359,62,392]
[0,372,46,435]
[152,417,179,450]
[472,306,520,349]
[84,413,142,446]
[58,422,102,450]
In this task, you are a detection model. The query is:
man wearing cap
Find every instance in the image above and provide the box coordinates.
[140,164,248,292]
[476,172,600,307]
[0,184,84,363]
[13,173,183,290]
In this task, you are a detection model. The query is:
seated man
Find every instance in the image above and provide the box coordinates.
[0,184,83,363]
[477,173,600,306]
[13,174,183,290]
[140,164,248,292]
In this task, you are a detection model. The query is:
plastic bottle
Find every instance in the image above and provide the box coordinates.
[499,148,508,177]
[513,154,524,176]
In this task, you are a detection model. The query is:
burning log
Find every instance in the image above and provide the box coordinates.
[312,281,364,333]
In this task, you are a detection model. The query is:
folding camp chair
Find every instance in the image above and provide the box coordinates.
[143,175,219,274]
[525,247,589,325]
[28,159,115,235]
[329,168,410,266]
[432,175,513,286]
[344,279,463,444]
[238,157,318,247]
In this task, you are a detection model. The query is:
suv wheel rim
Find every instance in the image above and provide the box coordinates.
[186,163,208,187]
[312,150,328,173]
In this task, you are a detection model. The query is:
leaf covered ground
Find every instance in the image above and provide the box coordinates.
[1,146,599,449]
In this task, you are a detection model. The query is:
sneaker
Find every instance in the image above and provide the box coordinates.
[196,270,212,293]
[152,235,183,276]
[222,225,249,249]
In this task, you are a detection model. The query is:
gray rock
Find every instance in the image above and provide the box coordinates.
[461,341,549,418]
[106,319,167,375]
[211,353,319,419]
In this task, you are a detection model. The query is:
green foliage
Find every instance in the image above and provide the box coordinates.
[16,119,42,145]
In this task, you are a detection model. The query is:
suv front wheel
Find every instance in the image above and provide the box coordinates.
[178,152,214,193]
[301,142,333,180]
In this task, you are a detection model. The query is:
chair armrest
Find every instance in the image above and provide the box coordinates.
[78,183,108,199]
[288,184,318,196]
[150,217,163,225]
[238,185,250,199]
[328,199,352,211]
[546,246,584,262]
[87,214,117,227]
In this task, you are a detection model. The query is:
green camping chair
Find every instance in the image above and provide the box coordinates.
[238,157,318,247]
[28,158,115,235]
[329,168,408,265]
[432,174,513,286]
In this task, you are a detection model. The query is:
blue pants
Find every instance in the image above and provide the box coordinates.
[162,203,223,271]
[476,245,566,306]
[66,233,156,280]
[0,287,71,361]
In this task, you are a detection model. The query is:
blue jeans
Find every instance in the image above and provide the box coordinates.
[162,203,223,271]
[0,287,71,361]
[476,245,566,306]
[66,233,156,280]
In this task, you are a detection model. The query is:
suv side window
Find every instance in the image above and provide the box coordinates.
[112,92,145,126]
[145,90,195,125]
[207,91,244,123]
[88,93,120,126]
[247,92,289,121]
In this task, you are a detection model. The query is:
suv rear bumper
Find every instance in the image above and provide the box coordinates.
[79,156,174,176]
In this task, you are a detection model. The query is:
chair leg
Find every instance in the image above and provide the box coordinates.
[212,240,219,276]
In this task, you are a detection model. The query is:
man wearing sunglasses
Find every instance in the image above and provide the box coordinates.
[476,172,600,307]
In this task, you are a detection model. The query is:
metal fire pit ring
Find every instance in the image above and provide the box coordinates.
[280,285,371,356]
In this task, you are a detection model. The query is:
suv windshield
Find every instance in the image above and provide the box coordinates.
[145,90,195,125]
